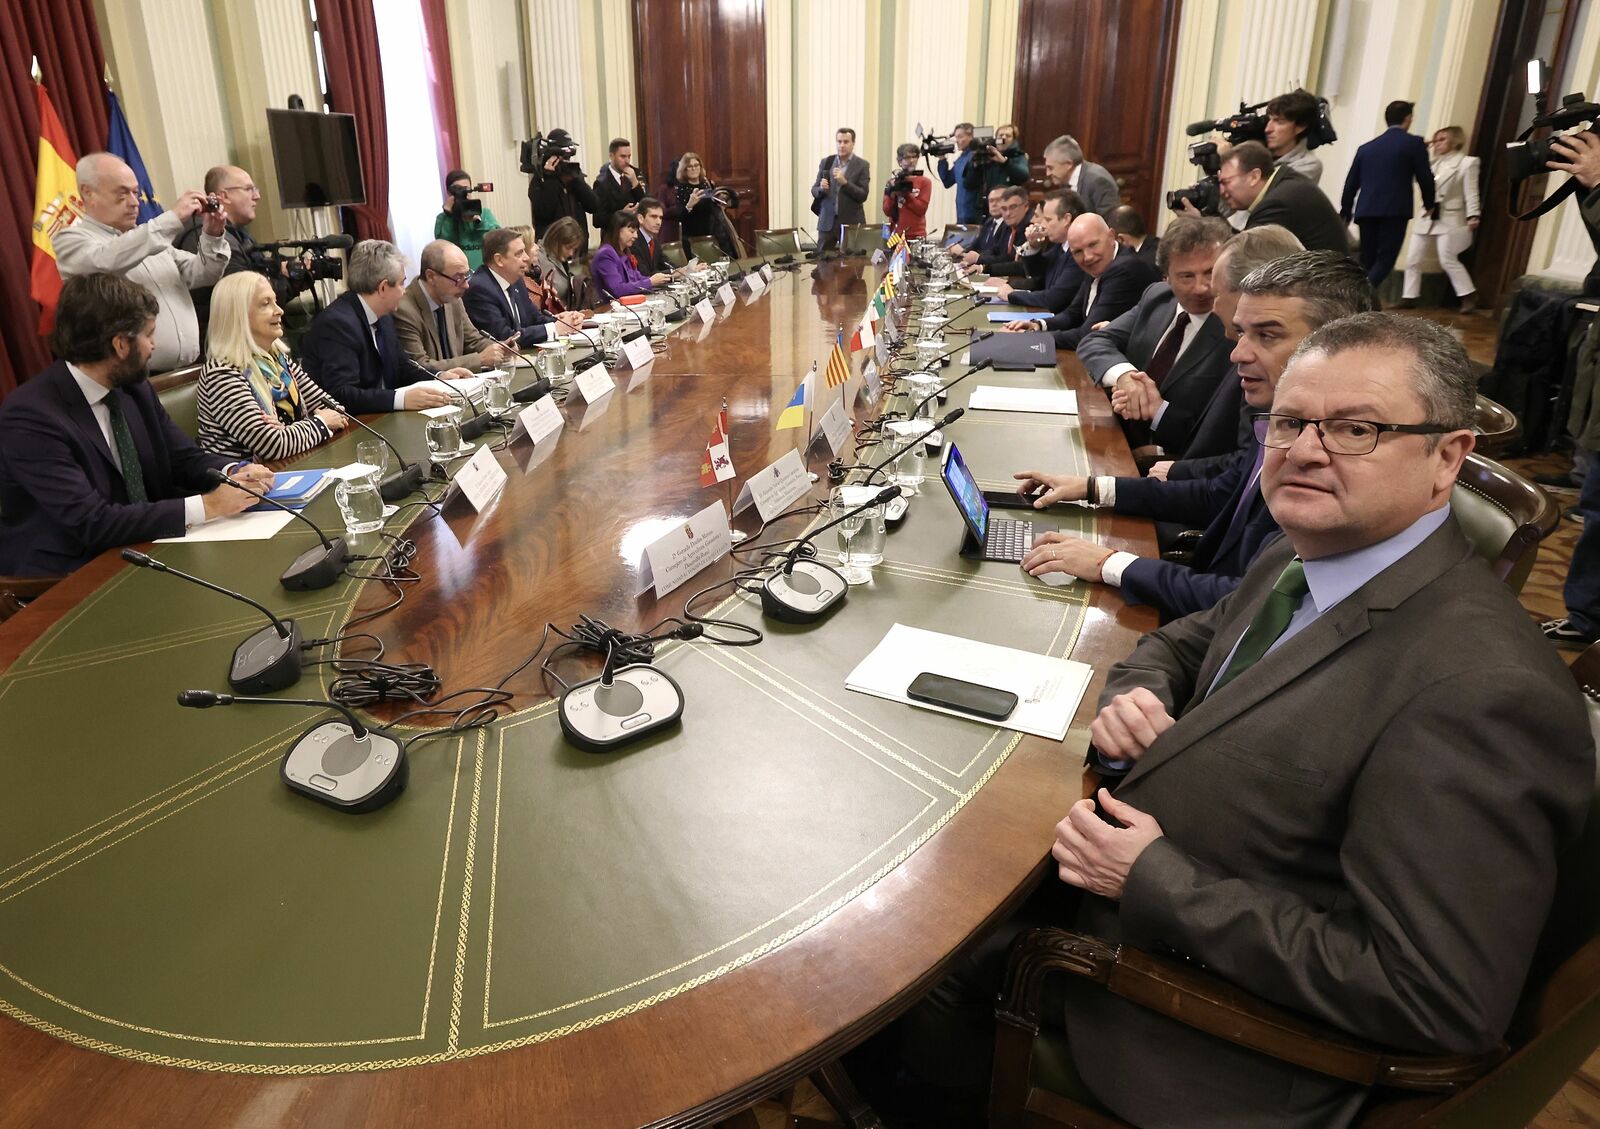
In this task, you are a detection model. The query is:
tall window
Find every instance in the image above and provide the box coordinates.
[372,0,444,270]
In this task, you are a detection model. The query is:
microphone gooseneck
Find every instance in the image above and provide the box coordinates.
[177,689,371,738]
[122,549,291,639]
[782,485,903,574]
[860,408,966,486]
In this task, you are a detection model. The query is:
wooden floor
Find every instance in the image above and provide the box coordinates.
[742,302,1600,1129]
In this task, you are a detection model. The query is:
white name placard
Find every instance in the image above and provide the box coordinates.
[615,334,655,371]
[508,395,564,445]
[445,445,506,512]
[636,501,733,597]
[717,282,736,306]
[760,264,774,283]
[732,448,812,521]
[694,297,716,322]
[573,366,616,404]
[818,398,853,455]
[744,272,766,296]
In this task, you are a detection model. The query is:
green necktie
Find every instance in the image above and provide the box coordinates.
[1211,558,1309,693]
[105,393,148,503]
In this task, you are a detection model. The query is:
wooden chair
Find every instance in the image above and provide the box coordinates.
[1450,452,1559,593]
[152,363,204,439]
[989,749,1600,1128]
[0,575,64,624]
[1471,393,1521,459]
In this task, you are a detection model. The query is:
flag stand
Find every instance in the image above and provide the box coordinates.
[723,396,747,542]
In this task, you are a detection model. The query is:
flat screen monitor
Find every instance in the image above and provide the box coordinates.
[266,108,365,208]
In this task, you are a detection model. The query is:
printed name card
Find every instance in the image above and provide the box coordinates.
[760,264,774,283]
[508,396,564,445]
[636,500,733,597]
[732,448,812,521]
[694,297,716,322]
[573,366,617,404]
[614,334,655,371]
[744,272,766,296]
[445,445,506,512]
[717,282,736,306]
[818,399,853,456]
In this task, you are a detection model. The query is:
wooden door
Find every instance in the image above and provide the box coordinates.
[633,0,768,251]
[1011,0,1183,222]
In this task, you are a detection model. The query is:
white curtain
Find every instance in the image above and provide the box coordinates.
[373,0,444,273]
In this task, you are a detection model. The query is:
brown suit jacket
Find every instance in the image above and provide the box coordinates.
[393,278,498,372]
[1064,519,1592,1129]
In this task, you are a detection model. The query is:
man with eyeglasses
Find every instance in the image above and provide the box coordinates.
[1213,141,1348,255]
[175,165,286,337]
[1049,311,1589,1128]
[394,240,519,373]
[1012,251,1376,621]
[55,152,230,371]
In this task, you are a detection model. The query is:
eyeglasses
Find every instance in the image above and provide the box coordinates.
[1251,412,1454,456]
[219,184,261,197]
[433,270,471,285]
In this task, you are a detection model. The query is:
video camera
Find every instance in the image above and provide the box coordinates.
[520,131,581,177]
[447,180,494,221]
[1183,90,1338,150]
[1505,82,1599,219]
[254,234,350,297]
[919,133,957,159]
[1165,142,1224,215]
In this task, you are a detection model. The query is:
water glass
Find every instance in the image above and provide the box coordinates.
[536,342,570,383]
[355,438,389,479]
[425,407,464,463]
[918,316,946,342]
[883,420,930,493]
[647,302,667,337]
[334,472,384,535]
[915,338,947,370]
[903,372,943,420]
[484,369,513,418]
[831,485,887,584]
[599,322,622,361]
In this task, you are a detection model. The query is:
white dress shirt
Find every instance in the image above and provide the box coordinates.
[67,363,208,528]
[357,295,412,411]
[1099,305,1214,428]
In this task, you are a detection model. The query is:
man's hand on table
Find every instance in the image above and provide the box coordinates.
[1021,530,1115,582]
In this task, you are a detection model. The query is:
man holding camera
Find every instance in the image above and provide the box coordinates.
[883,144,932,239]
[528,128,598,239]
[1263,90,1326,185]
[935,122,982,224]
[434,169,500,270]
[961,123,1031,197]
[592,138,646,235]
[1041,134,1120,218]
[1216,142,1349,255]
[172,165,291,339]
[55,152,230,373]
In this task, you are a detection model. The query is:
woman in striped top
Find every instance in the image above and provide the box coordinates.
[197,272,349,462]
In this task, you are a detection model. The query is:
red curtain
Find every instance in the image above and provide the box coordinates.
[316,0,393,243]
[419,0,461,179]
[0,0,110,399]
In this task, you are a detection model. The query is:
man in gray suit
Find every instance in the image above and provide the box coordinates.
[811,127,871,252]
[1058,313,1592,1128]
[394,240,519,373]
[1042,134,1120,218]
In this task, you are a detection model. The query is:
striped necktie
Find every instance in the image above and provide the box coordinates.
[1210,558,1308,693]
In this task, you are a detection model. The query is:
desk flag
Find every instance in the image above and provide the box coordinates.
[849,312,874,353]
[776,371,812,430]
[700,408,736,485]
[106,90,162,223]
[823,331,851,389]
[30,83,82,335]
[869,288,887,324]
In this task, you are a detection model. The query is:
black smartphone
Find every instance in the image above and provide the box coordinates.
[907,672,1019,721]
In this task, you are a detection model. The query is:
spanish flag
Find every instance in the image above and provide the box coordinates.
[823,332,851,389]
[775,370,812,430]
[30,84,82,335]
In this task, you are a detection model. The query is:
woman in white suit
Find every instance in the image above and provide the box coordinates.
[1401,125,1481,312]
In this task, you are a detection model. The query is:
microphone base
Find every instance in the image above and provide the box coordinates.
[512,377,553,403]
[379,465,427,502]
[884,496,910,525]
[280,720,407,813]
[559,665,684,753]
[761,559,850,624]
[458,413,491,442]
[280,538,350,592]
[229,619,304,695]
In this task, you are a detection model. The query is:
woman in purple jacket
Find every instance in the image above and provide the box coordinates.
[590,212,671,300]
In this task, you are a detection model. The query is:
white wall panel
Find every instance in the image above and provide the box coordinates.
[900,0,970,234]
[449,0,530,230]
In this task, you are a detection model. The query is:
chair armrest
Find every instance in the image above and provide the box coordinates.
[996,927,1504,1093]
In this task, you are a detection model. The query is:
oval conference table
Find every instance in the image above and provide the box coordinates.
[0,258,1157,1128]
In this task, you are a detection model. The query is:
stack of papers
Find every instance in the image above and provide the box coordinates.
[967,385,1077,414]
[846,624,1092,740]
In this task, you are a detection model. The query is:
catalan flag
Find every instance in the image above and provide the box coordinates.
[699,408,736,485]
[823,332,851,389]
[30,83,82,335]
[886,231,906,252]
[882,271,897,302]
[775,370,812,430]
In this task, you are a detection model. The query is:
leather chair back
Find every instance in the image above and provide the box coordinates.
[1449,453,1558,593]
[1471,394,1521,459]
[152,364,203,439]
[688,236,727,264]
[755,228,802,257]
[842,224,886,255]
[661,243,688,269]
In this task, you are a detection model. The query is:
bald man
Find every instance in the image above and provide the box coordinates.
[176,164,287,336]
[55,152,230,371]
[1002,212,1160,350]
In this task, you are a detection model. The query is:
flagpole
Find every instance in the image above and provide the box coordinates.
[723,395,746,543]
[804,363,819,482]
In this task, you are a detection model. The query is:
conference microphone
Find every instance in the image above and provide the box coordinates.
[567,325,608,373]
[439,379,492,441]
[906,331,992,376]
[862,407,966,486]
[203,468,348,591]
[558,622,702,753]
[598,285,651,341]
[904,358,996,421]
[342,414,429,501]
[122,549,303,694]
[760,485,903,624]
[177,690,406,813]
[256,233,356,252]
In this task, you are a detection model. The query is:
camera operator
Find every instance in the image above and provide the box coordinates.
[433,169,500,270]
[1214,141,1348,254]
[175,165,289,339]
[1041,134,1119,218]
[1263,90,1325,185]
[57,152,230,372]
[935,122,982,224]
[527,128,597,239]
[883,144,932,239]
[962,123,1031,197]
[592,138,646,235]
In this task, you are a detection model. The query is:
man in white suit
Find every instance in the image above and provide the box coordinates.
[1400,125,1481,313]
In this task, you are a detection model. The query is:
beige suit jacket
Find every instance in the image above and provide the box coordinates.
[393,278,498,372]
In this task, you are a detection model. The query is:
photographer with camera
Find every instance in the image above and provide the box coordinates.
[56,152,230,372]
[1263,90,1326,185]
[1341,101,1437,286]
[1213,141,1348,254]
[1041,134,1119,218]
[433,169,500,270]
[527,128,597,239]
[592,138,646,235]
[173,165,292,339]
[962,123,1031,197]
[883,144,932,239]
[934,123,982,223]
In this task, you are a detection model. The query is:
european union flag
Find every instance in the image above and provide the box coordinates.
[105,89,163,223]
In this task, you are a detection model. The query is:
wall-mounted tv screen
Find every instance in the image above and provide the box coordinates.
[266,108,366,208]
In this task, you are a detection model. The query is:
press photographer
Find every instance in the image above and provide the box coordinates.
[524,128,597,238]
[1263,89,1328,184]
[931,122,982,223]
[433,169,499,270]
[1168,90,1337,214]
[176,164,284,336]
[883,143,932,239]
[961,123,1031,195]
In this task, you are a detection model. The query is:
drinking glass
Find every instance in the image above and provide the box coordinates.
[536,341,570,383]
[425,408,464,463]
[831,485,887,584]
[915,338,947,371]
[903,372,943,420]
[334,471,384,535]
[355,438,388,479]
[883,420,930,493]
[599,322,622,362]
[484,369,513,418]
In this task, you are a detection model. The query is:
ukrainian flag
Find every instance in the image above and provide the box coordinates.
[776,377,808,430]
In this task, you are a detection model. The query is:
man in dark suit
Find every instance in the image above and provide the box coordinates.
[591,137,645,234]
[1109,204,1160,265]
[957,186,1033,273]
[810,127,871,252]
[987,190,1087,310]
[1041,134,1120,217]
[1001,213,1161,351]
[462,228,585,351]
[630,197,674,275]
[1217,142,1349,255]
[1082,215,1235,454]
[1341,100,1438,286]
[1058,313,1590,1128]
[1016,251,1377,620]
[0,273,268,576]
[394,240,519,373]
[298,240,459,416]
